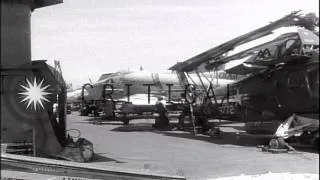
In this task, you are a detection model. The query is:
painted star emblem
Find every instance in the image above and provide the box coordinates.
[18,77,52,110]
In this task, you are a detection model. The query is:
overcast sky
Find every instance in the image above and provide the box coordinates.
[31,0,319,88]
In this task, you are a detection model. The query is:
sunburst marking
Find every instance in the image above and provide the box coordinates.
[18,77,52,110]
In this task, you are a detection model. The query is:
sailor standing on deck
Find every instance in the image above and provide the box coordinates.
[154,96,169,128]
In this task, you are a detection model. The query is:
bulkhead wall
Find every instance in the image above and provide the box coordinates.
[1,0,31,66]
[1,0,63,156]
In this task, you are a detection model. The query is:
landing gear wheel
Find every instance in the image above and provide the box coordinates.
[123,118,129,125]
[269,137,295,151]
[269,138,280,149]
[312,138,319,151]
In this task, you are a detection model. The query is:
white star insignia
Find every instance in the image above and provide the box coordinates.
[18,77,52,110]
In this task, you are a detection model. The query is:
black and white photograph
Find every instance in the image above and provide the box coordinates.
[1,0,319,179]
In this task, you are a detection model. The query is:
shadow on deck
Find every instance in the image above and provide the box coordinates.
[110,121,318,153]
[91,153,126,164]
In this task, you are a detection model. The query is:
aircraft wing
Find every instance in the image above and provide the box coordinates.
[169,11,306,73]
[221,33,298,75]
[116,94,163,105]
[224,28,318,75]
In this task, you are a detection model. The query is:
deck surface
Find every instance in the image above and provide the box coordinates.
[64,112,319,180]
